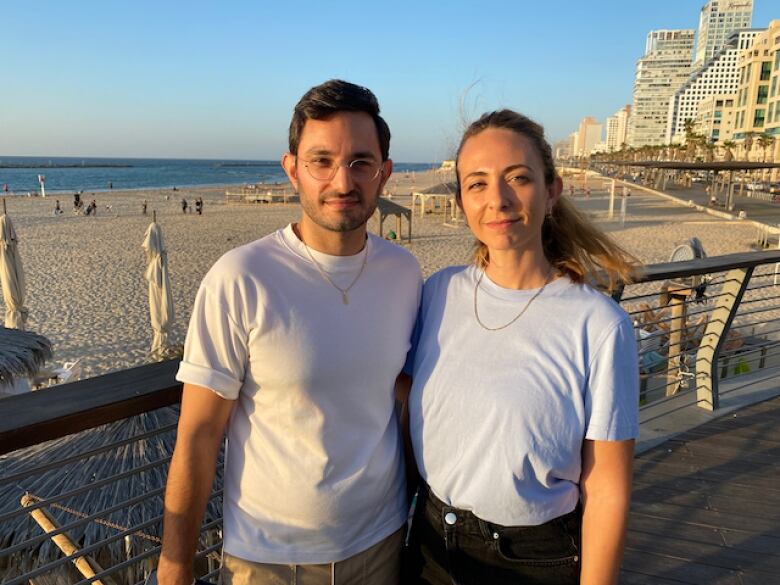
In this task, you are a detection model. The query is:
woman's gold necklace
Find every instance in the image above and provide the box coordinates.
[303,239,368,305]
[473,266,554,331]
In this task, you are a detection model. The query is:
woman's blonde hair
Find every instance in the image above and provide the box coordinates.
[456,109,640,291]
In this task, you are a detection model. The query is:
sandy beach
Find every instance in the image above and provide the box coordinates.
[0,169,763,380]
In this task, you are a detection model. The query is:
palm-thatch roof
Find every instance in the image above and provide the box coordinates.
[419,181,457,194]
[0,408,223,583]
[0,327,52,385]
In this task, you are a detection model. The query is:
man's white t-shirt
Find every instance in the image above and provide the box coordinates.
[408,265,639,526]
[176,224,422,564]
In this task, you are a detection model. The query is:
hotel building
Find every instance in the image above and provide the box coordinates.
[693,0,753,68]
[606,105,631,151]
[666,30,760,144]
[628,29,695,147]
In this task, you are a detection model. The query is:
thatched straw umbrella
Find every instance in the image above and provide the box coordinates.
[0,210,28,329]
[0,406,224,583]
[0,326,51,392]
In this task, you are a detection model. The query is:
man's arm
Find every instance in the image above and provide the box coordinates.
[157,384,235,585]
[579,438,635,585]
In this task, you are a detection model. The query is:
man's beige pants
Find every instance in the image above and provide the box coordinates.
[220,527,403,585]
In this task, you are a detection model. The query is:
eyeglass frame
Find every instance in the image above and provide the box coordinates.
[297,156,385,182]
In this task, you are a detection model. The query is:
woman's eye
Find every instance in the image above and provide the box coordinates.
[465,181,485,190]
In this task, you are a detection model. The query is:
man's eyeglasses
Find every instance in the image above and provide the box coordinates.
[299,157,383,182]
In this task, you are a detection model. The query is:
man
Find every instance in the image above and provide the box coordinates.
[158,80,421,584]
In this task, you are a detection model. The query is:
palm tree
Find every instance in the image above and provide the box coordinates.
[743,131,755,161]
[722,140,736,162]
[757,133,775,163]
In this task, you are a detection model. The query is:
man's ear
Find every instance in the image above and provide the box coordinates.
[281,153,299,191]
[378,158,393,193]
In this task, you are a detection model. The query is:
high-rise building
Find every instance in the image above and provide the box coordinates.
[628,29,695,147]
[606,105,631,151]
[666,30,760,143]
[733,20,780,146]
[693,0,753,69]
[574,117,603,156]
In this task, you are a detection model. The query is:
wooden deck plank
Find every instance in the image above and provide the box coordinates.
[623,396,780,583]
[630,484,780,520]
[626,529,780,573]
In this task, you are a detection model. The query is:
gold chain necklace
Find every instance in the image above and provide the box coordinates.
[473,266,554,331]
[303,239,369,305]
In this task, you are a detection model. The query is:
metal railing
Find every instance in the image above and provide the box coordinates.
[2,250,780,583]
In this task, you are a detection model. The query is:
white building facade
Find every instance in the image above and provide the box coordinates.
[628,29,695,148]
[666,30,760,143]
[606,105,631,151]
[693,0,753,68]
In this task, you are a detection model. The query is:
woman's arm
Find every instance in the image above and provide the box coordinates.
[580,438,635,585]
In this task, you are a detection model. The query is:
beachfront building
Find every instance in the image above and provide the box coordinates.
[606,105,631,151]
[628,29,696,148]
[733,21,780,149]
[666,30,760,144]
[694,94,737,143]
[574,117,603,156]
[693,0,753,69]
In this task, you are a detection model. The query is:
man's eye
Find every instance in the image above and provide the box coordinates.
[311,158,333,168]
[509,175,530,185]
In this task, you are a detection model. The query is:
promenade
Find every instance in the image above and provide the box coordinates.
[622,395,780,584]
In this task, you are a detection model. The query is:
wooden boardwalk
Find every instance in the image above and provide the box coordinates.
[621,395,780,584]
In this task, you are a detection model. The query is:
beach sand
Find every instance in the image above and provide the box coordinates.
[0,170,762,379]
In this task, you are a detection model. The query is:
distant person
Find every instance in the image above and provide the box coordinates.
[54,200,62,215]
[172,186,178,192]
[2,184,8,194]
[142,200,148,215]
[108,181,113,190]
[91,199,97,216]
[195,197,203,215]
[181,198,188,214]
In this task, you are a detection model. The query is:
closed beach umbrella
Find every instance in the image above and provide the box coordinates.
[0,213,28,329]
[142,221,174,357]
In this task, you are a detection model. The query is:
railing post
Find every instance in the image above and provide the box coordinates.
[695,267,754,411]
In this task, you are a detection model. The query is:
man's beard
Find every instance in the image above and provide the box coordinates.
[299,187,380,233]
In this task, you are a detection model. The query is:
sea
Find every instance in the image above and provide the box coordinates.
[0,156,437,195]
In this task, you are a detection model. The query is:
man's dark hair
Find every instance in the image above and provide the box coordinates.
[288,79,391,161]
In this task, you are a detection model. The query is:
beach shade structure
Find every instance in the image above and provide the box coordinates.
[0,211,28,330]
[142,221,175,359]
[0,326,52,395]
[0,404,224,583]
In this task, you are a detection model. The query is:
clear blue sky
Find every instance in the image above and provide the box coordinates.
[2,0,776,162]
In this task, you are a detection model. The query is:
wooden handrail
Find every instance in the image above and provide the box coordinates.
[3,250,780,456]
[0,360,181,455]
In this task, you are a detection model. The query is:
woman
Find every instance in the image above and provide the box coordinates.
[405,110,640,585]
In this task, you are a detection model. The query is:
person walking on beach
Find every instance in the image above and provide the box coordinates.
[53,200,62,215]
[158,79,421,585]
[142,200,148,215]
[194,197,203,215]
[180,198,188,214]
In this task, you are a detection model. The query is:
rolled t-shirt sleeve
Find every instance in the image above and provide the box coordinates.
[584,315,640,441]
[176,282,248,400]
